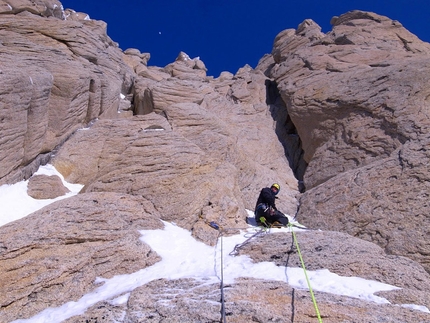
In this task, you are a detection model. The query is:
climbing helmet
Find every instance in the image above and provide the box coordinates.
[271,183,280,194]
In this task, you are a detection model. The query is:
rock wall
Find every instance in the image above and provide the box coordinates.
[265,11,430,271]
[0,0,134,185]
[1,3,430,323]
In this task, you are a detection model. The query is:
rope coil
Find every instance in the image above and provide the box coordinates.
[229,227,268,256]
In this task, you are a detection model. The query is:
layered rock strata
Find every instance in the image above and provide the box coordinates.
[264,10,430,271]
[0,3,429,323]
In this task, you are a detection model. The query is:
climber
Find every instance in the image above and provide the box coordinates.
[254,183,289,227]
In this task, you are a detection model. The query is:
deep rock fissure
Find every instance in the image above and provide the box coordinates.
[265,79,307,192]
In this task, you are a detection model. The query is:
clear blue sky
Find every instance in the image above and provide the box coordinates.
[61,0,430,77]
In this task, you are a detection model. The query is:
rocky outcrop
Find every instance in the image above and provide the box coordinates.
[267,11,430,188]
[164,51,208,80]
[54,47,301,226]
[52,105,298,245]
[52,114,247,246]
[264,11,430,271]
[0,0,64,18]
[0,192,163,323]
[0,0,135,186]
[1,2,430,323]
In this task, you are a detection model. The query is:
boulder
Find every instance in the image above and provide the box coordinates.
[27,174,70,199]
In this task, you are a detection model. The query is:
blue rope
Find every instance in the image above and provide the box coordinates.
[220,233,227,323]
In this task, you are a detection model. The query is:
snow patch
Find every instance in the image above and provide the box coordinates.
[401,304,430,313]
[11,222,420,323]
[0,164,83,226]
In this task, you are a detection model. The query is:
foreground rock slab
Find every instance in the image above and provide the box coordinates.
[0,192,163,323]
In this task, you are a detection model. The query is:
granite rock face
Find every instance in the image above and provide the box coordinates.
[0,3,430,323]
[264,10,430,271]
[53,114,248,246]
[0,192,163,323]
[65,277,430,323]
[0,0,135,185]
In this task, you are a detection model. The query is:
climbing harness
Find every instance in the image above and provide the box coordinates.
[288,222,323,323]
[255,203,269,214]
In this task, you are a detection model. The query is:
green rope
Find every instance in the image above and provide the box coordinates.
[289,223,323,323]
